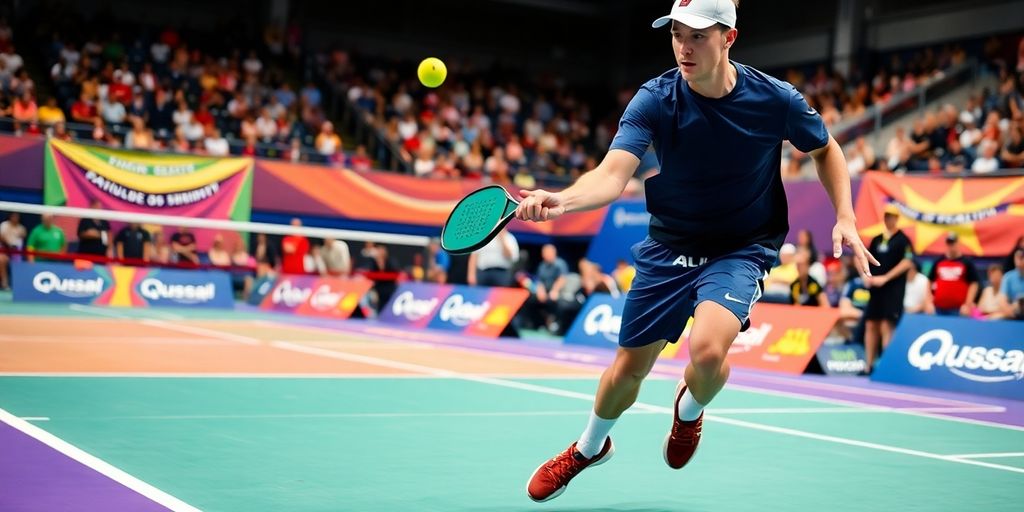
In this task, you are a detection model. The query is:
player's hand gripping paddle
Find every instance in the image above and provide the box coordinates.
[441,185,519,254]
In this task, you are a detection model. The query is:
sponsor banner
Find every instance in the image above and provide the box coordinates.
[856,172,1024,256]
[259,274,374,319]
[816,344,868,376]
[872,315,1024,400]
[295,278,374,319]
[564,294,626,349]
[379,282,528,337]
[584,200,649,272]
[44,139,253,251]
[378,282,453,328]
[248,275,277,306]
[683,304,840,375]
[12,260,233,309]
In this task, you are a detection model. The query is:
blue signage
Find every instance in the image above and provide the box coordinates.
[585,200,649,273]
[872,315,1024,400]
[563,293,625,349]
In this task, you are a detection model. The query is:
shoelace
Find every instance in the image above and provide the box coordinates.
[670,421,702,446]
[542,448,583,483]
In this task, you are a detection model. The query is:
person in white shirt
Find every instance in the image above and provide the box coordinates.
[468,228,519,287]
[203,128,230,156]
[0,212,27,290]
[316,238,351,277]
[903,260,934,314]
[971,140,1000,174]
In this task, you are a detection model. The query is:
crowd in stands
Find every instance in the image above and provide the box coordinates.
[0,13,358,165]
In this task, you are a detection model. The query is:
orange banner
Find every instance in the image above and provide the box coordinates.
[855,173,1024,256]
[253,161,606,237]
[672,303,840,375]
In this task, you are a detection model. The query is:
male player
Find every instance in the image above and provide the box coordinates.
[517,0,878,502]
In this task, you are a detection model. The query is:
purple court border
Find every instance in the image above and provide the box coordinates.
[0,421,171,512]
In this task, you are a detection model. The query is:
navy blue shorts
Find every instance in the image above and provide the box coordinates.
[618,237,777,348]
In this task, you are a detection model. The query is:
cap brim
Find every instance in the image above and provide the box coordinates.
[652,13,719,29]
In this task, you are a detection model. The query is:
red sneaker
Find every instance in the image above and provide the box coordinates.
[664,383,703,469]
[526,438,614,502]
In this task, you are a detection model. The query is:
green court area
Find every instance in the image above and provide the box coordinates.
[1,376,1021,511]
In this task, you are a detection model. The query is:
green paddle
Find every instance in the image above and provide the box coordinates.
[441,185,520,254]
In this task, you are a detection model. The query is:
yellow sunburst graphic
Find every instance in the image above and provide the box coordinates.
[859,177,1024,256]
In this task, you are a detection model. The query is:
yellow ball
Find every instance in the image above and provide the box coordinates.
[418,57,447,88]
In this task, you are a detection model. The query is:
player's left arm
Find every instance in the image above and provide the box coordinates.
[808,136,880,279]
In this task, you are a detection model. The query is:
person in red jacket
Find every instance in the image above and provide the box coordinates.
[928,232,979,316]
[280,218,309,275]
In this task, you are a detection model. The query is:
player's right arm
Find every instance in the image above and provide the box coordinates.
[515,150,640,222]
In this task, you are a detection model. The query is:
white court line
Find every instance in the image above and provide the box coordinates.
[19,417,49,421]
[948,452,1024,459]
[268,340,1024,475]
[47,410,662,421]
[68,303,186,319]
[0,335,234,345]
[139,319,260,346]
[0,407,200,511]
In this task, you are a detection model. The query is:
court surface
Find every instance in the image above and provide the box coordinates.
[1,300,1022,511]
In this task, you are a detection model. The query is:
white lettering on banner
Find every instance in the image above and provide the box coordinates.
[106,156,149,175]
[271,280,312,308]
[438,294,490,326]
[139,278,215,303]
[32,271,104,298]
[612,207,650,228]
[729,323,773,354]
[309,285,342,311]
[907,329,1024,383]
[582,304,621,343]
[391,291,438,321]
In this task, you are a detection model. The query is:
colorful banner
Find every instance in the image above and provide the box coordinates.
[11,260,234,309]
[253,161,604,238]
[43,139,253,250]
[855,172,1024,256]
[0,135,45,191]
[258,274,373,319]
[379,282,528,337]
[872,315,1024,400]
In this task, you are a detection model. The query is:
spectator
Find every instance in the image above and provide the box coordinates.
[845,136,876,177]
[789,248,828,307]
[317,237,351,277]
[315,121,342,161]
[426,237,450,284]
[612,259,637,294]
[904,260,934,314]
[151,230,171,264]
[124,117,155,150]
[971,140,1000,174]
[943,139,973,173]
[977,264,1006,319]
[763,243,798,302]
[358,243,402,311]
[795,229,826,285]
[26,214,66,262]
[349,145,373,172]
[75,199,110,257]
[0,212,27,290]
[251,232,279,276]
[928,232,979,316]
[530,244,570,332]
[207,234,231,267]
[281,218,310,275]
[1001,125,1024,169]
[1003,236,1024,272]
[203,127,230,156]
[170,226,199,266]
[864,204,914,373]
[838,266,870,345]
[37,96,65,126]
[114,223,151,262]
[997,248,1024,319]
[12,91,37,125]
[468,228,519,287]
[823,260,846,307]
[555,259,618,335]
[886,126,909,170]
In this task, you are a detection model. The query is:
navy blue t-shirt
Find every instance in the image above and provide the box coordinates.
[610,62,829,257]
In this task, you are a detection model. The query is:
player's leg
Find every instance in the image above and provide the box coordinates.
[0,253,9,289]
[864,319,881,371]
[664,244,772,470]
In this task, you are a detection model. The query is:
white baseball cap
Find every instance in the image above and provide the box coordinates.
[652,0,737,30]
